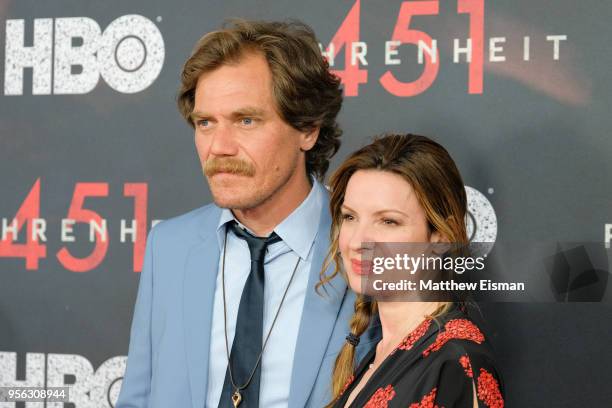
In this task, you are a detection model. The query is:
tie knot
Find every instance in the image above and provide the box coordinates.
[227,221,281,262]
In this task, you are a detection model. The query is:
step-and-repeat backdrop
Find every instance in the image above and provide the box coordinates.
[1,0,610,406]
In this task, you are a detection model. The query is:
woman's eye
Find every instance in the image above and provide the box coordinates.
[341,213,354,221]
[382,218,398,225]
[197,119,209,127]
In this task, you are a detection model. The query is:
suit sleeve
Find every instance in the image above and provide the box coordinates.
[115,226,157,408]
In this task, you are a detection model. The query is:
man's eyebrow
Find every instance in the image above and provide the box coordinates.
[230,107,266,118]
[189,111,208,122]
[189,107,266,122]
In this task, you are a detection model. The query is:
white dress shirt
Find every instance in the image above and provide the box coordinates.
[205,180,325,408]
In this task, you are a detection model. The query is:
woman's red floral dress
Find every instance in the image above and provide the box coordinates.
[332,304,504,408]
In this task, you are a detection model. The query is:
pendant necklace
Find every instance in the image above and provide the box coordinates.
[221,227,301,407]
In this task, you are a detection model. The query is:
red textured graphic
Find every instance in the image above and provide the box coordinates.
[459,354,473,378]
[0,178,47,269]
[363,384,396,408]
[477,368,504,408]
[458,0,485,93]
[395,317,432,352]
[327,0,367,96]
[56,183,109,272]
[124,183,148,272]
[380,0,440,97]
[325,0,488,98]
[340,374,355,396]
[423,319,485,356]
[408,387,440,408]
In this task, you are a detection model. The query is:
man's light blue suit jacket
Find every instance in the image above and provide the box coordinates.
[116,192,380,408]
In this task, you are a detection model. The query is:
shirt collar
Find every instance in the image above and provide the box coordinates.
[216,179,325,260]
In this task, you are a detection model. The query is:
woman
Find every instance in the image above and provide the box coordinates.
[319,134,504,408]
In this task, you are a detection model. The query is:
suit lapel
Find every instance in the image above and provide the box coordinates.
[288,204,347,408]
[183,208,221,408]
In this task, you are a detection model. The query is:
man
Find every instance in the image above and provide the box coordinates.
[116,20,379,408]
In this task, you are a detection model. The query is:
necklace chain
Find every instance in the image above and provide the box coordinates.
[221,227,301,398]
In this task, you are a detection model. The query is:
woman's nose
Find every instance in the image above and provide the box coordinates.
[348,222,375,253]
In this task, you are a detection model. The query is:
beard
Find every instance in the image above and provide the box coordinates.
[205,156,299,211]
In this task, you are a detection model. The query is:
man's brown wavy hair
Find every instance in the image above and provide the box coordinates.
[177,19,343,181]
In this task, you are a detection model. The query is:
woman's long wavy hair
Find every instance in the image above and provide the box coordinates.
[318,134,469,405]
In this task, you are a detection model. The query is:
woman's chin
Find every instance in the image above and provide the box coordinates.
[347,274,366,295]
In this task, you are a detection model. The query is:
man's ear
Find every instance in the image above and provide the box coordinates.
[300,127,320,152]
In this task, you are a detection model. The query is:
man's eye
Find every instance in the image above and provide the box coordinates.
[197,119,209,127]
[241,118,254,126]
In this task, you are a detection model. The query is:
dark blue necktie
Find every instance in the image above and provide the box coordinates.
[218,221,281,408]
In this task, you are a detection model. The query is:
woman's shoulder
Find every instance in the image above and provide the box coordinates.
[390,304,497,364]
[419,307,500,371]
[429,315,483,344]
[416,306,505,408]
[346,305,505,408]
[423,309,495,359]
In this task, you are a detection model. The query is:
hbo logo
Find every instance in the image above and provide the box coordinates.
[4,15,165,95]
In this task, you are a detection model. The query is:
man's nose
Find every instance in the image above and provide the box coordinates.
[209,124,239,157]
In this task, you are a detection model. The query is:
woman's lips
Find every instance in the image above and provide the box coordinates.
[351,259,373,275]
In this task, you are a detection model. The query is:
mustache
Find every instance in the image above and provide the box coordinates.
[204,157,255,177]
